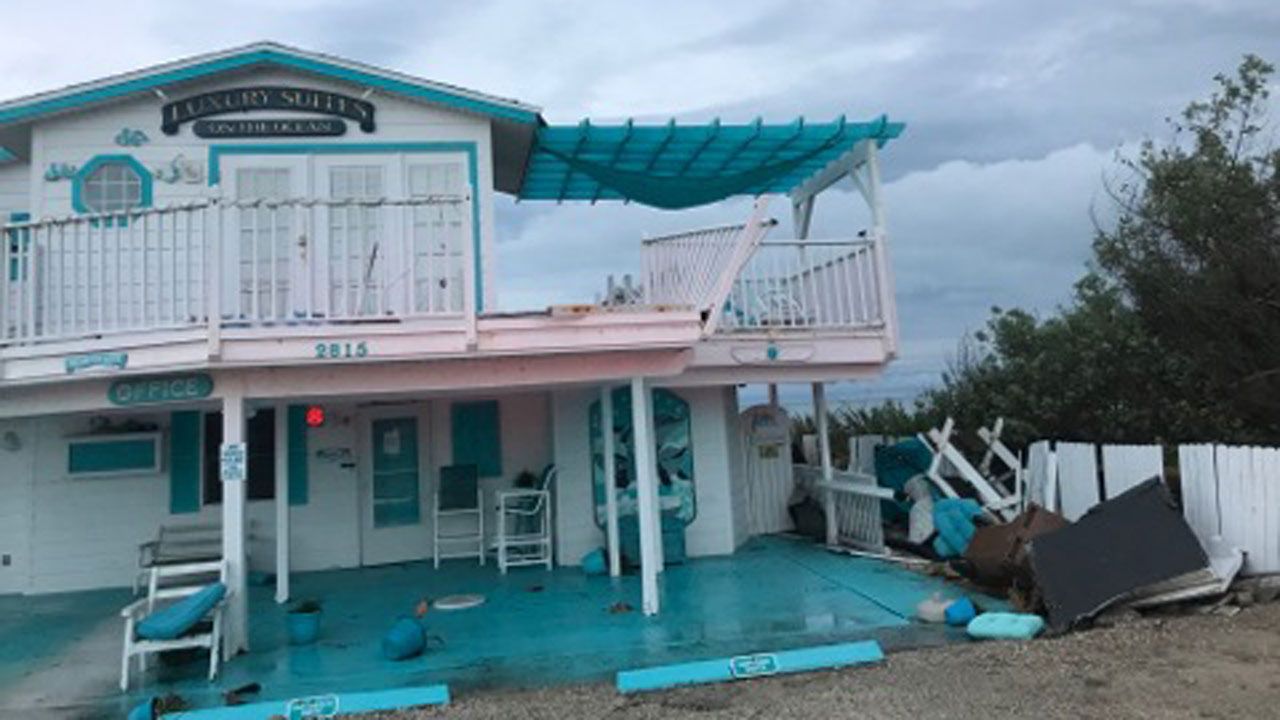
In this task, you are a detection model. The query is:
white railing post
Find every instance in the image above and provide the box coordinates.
[207,201,223,358]
[461,192,478,348]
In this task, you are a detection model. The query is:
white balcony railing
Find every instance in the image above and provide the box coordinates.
[1,195,471,348]
[720,239,884,332]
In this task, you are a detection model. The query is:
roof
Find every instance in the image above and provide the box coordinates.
[0,41,542,128]
[517,116,904,209]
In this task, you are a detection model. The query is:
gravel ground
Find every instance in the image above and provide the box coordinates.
[371,601,1280,720]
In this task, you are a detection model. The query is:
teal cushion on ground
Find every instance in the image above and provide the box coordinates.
[967,612,1045,640]
[932,499,983,558]
[581,548,607,575]
[136,582,226,640]
[382,617,427,661]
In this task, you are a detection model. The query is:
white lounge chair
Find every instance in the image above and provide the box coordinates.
[120,559,228,690]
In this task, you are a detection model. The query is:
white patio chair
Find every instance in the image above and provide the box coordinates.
[918,417,1020,522]
[120,559,228,691]
[496,465,556,573]
[433,464,485,568]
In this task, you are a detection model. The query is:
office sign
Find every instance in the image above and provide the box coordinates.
[161,86,375,135]
[107,373,214,406]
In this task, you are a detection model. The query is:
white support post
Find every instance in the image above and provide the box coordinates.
[767,384,780,410]
[273,402,290,605]
[206,202,222,358]
[856,143,899,355]
[791,196,815,241]
[813,382,837,547]
[461,191,478,349]
[601,386,621,578]
[631,377,661,615]
[220,386,248,658]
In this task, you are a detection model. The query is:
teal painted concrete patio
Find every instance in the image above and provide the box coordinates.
[0,537,999,718]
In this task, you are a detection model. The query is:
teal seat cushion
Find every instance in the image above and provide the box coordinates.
[966,612,1045,640]
[136,582,226,641]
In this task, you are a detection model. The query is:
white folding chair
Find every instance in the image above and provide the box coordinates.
[120,559,228,691]
[496,465,556,573]
[433,464,485,568]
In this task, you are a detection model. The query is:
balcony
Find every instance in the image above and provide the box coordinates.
[1,195,473,350]
[639,213,891,336]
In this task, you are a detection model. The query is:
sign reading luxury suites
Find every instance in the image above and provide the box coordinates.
[161,86,376,138]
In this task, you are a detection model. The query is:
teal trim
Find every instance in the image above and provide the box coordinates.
[0,47,538,127]
[0,147,15,163]
[616,640,884,693]
[71,154,153,216]
[68,437,158,475]
[7,212,29,282]
[286,405,309,506]
[165,684,450,719]
[170,411,203,513]
[450,400,502,477]
[521,115,905,208]
[208,141,485,310]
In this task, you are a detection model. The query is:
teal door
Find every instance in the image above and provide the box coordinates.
[362,410,430,565]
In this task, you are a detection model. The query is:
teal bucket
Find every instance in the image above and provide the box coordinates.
[286,610,322,645]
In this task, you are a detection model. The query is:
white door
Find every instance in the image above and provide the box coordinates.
[315,157,397,318]
[220,157,308,321]
[358,404,432,566]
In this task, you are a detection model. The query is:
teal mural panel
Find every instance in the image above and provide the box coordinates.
[451,400,502,478]
[589,387,696,528]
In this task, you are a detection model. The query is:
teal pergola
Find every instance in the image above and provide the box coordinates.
[517,115,904,210]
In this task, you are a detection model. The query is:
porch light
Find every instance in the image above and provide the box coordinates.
[305,405,326,428]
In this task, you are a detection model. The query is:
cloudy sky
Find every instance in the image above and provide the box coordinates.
[3,0,1277,405]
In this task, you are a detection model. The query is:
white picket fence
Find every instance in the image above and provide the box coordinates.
[1179,445,1280,575]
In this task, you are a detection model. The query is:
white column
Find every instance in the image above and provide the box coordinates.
[601,386,621,577]
[631,377,661,615]
[221,387,249,657]
[812,382,837,546]
[273,403,290,604]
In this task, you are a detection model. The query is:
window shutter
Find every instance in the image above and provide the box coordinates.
[287,405,309,506]
[169,411,202,514]
[451,400,502,477]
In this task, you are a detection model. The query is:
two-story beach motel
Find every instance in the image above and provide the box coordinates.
[0,43,903,661]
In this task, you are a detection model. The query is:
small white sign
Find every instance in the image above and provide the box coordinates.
[220,442,247,482]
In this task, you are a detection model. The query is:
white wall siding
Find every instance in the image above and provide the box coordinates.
[0,418,35,594]
[0,163,29,218]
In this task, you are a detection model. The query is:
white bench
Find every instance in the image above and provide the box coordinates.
[135,520,258,594]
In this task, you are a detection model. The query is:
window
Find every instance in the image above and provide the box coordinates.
[72,155,153,217]
[203,409,276,503]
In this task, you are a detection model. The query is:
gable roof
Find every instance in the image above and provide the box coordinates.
[0,41,542,128]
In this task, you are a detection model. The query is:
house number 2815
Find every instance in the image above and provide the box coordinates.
[314,341,369,359]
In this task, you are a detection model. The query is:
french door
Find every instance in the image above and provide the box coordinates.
[220,157,307,321]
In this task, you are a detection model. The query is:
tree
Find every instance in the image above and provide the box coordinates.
[1094,55,1280,439]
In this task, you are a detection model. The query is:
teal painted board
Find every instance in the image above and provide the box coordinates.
[158,684,450,719]
[68,437,157,475]
[616,640,884,693]
[286,405,309,506]
[170,411,202,513]
[372,416,420,527]
[451,400,502,477]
